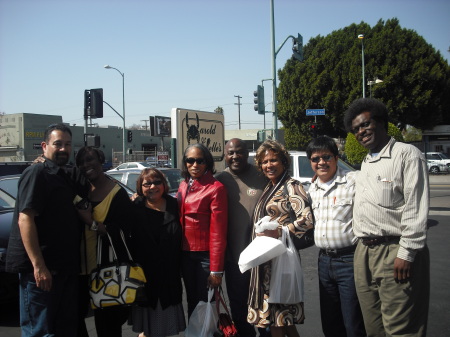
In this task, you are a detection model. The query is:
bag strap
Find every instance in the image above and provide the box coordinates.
[96,229,134,267]
[214,286,232,317]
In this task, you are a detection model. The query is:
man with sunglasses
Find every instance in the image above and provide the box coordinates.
[344,98,429,337]
[306,136,365,337]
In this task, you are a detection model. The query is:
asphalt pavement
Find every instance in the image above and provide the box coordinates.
[1,173,449,336]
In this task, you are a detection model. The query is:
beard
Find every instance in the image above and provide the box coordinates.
[54,152,70,166]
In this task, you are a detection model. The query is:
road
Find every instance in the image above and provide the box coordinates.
[1,174,449,336]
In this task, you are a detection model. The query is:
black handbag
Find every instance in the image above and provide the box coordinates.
[282,182,315,250]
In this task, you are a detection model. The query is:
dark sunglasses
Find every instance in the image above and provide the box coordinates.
[142,180,163,187]
[310,155,334,163]
[185,157,205,165]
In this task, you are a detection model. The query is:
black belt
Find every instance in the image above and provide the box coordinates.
[360,236,400,247]
[320,245,356,257]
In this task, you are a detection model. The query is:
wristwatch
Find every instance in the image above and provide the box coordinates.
[90,220,98,231]
[210,272,223,277]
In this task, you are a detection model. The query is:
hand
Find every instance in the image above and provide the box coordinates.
[256,228,280,239]
[207,274,222,288]
[34,265,52,292]
[130,193,139,201]
[32,155,45,165]
[76,204,93,225]
[394,257,412,283]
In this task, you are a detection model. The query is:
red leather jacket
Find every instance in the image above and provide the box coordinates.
[177,171,228,272]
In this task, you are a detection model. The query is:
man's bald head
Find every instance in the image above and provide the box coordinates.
[225,138,249,174]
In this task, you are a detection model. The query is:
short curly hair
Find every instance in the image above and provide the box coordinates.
[75,146,105,167]
[344,98,389,133]
[254,139,290,171]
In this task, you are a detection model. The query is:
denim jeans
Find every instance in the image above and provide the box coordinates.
[19,272,78,337]
[181,251,211,318]
[318,252,366,337]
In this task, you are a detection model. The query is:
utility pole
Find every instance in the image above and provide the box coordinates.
[141,119,149,130]
[234,95,242,130]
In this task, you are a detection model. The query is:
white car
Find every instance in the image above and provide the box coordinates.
[424,152,450,169]
[426,160,449,174]
[107,161,154,172]
[248,151,355,190]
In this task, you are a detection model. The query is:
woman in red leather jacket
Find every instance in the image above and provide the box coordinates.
[177,143,228,318]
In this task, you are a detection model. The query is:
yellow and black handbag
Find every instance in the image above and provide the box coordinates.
[89,230,147,309]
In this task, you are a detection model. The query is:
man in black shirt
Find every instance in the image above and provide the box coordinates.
[6,123,82,337]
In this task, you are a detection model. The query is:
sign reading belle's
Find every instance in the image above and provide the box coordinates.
[171,108,225,168]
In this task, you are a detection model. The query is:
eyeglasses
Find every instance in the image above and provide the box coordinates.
[142,180,163,187]
[185,157,205,165]
[310,155,334,163]
[351,121,372,134]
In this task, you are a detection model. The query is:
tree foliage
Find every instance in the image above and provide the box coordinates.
[278,18,450,150]
[344,122,404,165]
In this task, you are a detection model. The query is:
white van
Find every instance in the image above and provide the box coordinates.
[248,151,355,190]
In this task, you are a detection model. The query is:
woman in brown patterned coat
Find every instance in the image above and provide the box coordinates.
[247,140,314,337]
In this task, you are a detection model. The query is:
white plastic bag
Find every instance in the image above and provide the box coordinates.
[238,236,286,273]
[268,226,304,304]
[185,288,219,337]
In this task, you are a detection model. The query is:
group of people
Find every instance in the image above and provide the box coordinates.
[6,97,430,337]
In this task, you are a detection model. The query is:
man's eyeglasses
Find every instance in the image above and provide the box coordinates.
[142,180,163,187]
[310,155,334,163]
[185,157,205,165]
[351,121,372,134]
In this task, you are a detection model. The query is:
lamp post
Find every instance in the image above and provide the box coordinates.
[104,65,126,163]
[358,34,365,98]
[367,78,383,97]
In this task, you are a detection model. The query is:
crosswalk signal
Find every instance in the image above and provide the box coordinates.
[127,130,133,142]
[253,85,265,115]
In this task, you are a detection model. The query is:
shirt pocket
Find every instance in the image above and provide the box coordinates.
[332,198,353,222]
[373,179,395,208]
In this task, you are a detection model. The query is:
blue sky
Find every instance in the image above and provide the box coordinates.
[1,0,449,130]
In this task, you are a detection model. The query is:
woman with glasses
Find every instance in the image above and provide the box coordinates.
[177,143,228,318]
[128,168,186,337]
[247,140,314,337]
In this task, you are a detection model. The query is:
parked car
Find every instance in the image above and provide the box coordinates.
[424,152,450,170]
[248,151,355,191]
[426,160,449,174]
[107,161,154,172]
[0,178,19,305]
[106,167,183,196]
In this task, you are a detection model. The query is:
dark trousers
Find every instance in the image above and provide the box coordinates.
[225,259,257,337]
[181,251,211,318]
[318,251,366,337]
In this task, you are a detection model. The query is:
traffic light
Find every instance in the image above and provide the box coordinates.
[310,123,318,138]
[292,33,303,61]
[84,88,103,119]
[127,130,133,142]
[84,90,91,119]
[91,88,103,118]
[253,85,265,115]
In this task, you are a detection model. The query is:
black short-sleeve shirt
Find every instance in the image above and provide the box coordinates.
[6,159,82,274]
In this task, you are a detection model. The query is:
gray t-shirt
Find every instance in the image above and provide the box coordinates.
[216,165,267,263]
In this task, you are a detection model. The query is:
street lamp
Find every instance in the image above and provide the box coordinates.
[358,34,365,98]
[104,64,126,163]
[367,78,383,97]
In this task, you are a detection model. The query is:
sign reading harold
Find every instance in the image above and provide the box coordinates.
[170,108,225,168]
